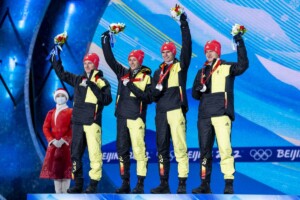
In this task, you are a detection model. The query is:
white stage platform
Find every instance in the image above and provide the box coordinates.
[27,194,300,200]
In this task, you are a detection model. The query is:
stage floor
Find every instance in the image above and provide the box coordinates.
[27,194,300,200]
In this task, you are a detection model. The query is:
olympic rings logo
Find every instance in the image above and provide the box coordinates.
[250,149,272,161]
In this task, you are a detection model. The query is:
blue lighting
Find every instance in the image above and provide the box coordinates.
[9,56,16,71]
[64,3,75,32]
[18,20,25,29]
[18,0,31,29]
[68,3,75,14]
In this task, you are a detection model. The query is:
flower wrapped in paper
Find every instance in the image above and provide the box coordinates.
[231,24,247,36]
[107,23,126,48]
[170,4,185,21]
[46,32,68,61]
[231,24,247,50]
[109,23,126,34]
[54,31,68,46]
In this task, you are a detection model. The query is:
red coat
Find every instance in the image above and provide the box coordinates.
[40,107,73,179]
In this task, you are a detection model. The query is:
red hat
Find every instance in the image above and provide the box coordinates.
[83,53,100,68]
[128,50,144,65]
[204,40,221,57]
[161,41,176,55]
[53,88,69,101]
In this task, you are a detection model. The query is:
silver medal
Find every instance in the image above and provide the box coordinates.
[156,84,163,91]
[200,84,207,92]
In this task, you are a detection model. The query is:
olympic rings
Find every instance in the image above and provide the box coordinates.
[250,149,272,161]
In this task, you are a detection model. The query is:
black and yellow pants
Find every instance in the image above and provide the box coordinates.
[117,117,148,179]
[198,115,235,182]
[71,123,102,181]
[155,108,189,179]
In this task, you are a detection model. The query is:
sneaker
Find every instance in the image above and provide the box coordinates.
[67,178,83,194]
[192,181,212,194]
[177,178,187,194]
[132,183,144,194]
[132,176,145,194]
[150,179,170,194]
[116,179,131,194]
[85,179,98,193]
[224,179,234,194]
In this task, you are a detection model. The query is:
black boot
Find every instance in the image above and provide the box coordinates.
[224,179,234,194]
[192,181,212,194]
[132,176,145,194]
[150,178,170,194]
[177,178,187,194]
[116,179,131,194]
[85,179,98,193]
[67,178,83,193]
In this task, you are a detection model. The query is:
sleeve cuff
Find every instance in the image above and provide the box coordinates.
[48,139,55,147]
[61,138,69,146]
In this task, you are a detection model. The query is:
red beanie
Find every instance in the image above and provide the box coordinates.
[128,50,144,65]
[53,88,69,101]
[83,53,100,68]
[161,41,176,55]
[204,40,221,57]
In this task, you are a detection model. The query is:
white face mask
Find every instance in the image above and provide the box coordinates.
[55,96,67,105]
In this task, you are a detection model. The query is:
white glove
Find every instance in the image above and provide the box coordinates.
[155,84,163,91]
[80,79,87,87]
[58,138,69,146]
[52,139,62,148]
[123,78,129,86]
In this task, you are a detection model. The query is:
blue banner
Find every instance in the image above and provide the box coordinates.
[101,146,300,163]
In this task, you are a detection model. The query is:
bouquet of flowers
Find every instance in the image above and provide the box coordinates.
[170,4,185,21]
[46,32,68,61]
[54,31,67,46]
[231,24,247,50]
[109,23,126,34]
[231,24,247,36]
[107,23,126,47]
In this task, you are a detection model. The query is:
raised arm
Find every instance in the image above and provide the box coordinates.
[179,13,192,71]
[52,59,80,87]
[101,31,129,79]
[230,34,249,76]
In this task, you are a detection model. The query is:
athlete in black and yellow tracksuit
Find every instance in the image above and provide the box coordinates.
[101,31,152,194]
[150,14,191,194]
[52,56,112,193]
[191,34,248,194]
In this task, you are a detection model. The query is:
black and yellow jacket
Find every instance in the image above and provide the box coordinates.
[101,33,152,122]
[192,36,249,121]
[52,60,112,125]
[152,18,192,114]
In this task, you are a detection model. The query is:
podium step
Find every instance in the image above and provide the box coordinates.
[27,194,300,200]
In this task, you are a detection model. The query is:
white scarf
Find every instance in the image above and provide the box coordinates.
[165,60,173,65]
[54,104,68,125]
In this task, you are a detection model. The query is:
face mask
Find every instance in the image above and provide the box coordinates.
[56,96,67,105]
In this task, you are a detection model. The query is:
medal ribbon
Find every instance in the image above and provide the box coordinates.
[121,72,146,82]
[158,63,174,84]
[200,59,221,84]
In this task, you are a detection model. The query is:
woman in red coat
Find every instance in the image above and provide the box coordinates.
[40,88,72,193]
